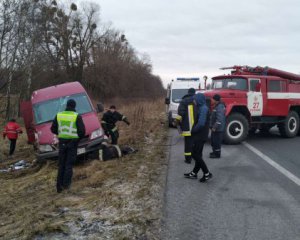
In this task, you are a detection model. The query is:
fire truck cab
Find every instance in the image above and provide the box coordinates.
[205,66,300,144]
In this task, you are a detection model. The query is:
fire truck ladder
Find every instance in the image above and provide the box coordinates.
[220,65,300,81]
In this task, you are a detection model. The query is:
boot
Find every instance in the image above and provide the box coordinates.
[209,152,220,158]
[184,156,192,164]
[199,172,213,182]
[184,171,197,179]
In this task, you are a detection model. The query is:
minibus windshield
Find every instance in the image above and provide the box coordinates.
[33,93,93,124]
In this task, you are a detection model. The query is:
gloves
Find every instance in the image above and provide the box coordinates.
[124,119,130,126]
[173,119,180,127]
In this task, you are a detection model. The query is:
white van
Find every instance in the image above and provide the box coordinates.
[165,78,203,127]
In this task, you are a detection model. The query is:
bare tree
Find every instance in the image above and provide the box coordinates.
[0,0,164,119]
[0,0,29,119]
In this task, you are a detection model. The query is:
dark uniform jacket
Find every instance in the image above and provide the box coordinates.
[210,102,226,132]
[51,106,86,142]
[192,93,210,141]
[101,111,128,132]
[176,93,196,136]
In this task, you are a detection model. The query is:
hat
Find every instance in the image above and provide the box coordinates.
[188,88,196,95]
[212,94,221,101]
[67,99,76,109]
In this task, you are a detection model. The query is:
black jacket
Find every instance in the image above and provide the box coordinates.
[177,93,196,136]
[101,110,128,131]
[51,106,86,140]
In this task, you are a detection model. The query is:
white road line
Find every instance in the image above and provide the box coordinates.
[243,142,300,187]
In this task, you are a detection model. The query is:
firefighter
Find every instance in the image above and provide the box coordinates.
[184,93,213,182]
[51,99,86,193]
[175,88,196,163]
[101,105,130,145]
[3,119,23,156]
[209,94,226,158]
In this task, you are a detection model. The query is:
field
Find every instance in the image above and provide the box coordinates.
[0,99,168,240]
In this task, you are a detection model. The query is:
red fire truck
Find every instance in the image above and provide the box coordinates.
[205,66,300,144]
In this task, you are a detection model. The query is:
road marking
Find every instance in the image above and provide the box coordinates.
[243,142,300,186]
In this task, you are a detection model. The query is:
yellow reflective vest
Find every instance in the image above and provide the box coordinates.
[57,111,79,139]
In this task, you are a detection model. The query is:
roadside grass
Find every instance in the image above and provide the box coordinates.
[0,99,168,239]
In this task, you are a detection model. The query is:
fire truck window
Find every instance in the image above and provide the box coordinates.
[268,80,286,92]
[227,78,247,90]
[212,81,223,89]
[212,78,246,90]
[250,80,260,91]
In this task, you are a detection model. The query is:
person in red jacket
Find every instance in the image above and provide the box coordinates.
[3,119,23,156]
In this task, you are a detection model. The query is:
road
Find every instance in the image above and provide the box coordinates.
[163,128,300,240]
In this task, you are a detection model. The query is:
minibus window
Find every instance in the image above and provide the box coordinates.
[33,93,93,124]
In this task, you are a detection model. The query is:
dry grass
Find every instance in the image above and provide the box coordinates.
[0,98,168,239]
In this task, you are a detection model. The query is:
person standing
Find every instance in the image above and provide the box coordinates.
[3,119,23,156]
[210,94,226,158]
[184,93,213,182]
[101,105,130,145]
[176,88,196,164]
[51,99,86,193]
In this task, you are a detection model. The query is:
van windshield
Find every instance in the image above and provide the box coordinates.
[33,93,93,125]
[212,78,247,90]
[172,89,189,103]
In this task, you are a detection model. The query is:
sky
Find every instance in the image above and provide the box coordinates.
[86,0,300,86]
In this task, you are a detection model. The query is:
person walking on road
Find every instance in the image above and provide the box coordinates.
[101,105,130,145]
[209,94,226,158]
[184,93,213,182]
[176,88,196,163]
[51,99,86,193]
[3,119,23,156]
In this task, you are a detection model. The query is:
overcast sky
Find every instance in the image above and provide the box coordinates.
[88,0,300,86]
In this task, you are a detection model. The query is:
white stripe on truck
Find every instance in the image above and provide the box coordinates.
[267,92,300,99]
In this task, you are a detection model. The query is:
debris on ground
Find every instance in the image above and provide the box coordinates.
[0,159,32,172]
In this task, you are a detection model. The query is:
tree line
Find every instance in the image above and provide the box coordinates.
[0,0,165,119]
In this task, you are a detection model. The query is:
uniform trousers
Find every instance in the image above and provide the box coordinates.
[57,140,78,192]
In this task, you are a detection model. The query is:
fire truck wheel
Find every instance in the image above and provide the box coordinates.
[278,111,299,138]
[224,113,249,144]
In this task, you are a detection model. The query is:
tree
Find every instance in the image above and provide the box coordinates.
[0,0,164,119]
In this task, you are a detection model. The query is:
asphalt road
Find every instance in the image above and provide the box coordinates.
[162,128,300,240]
